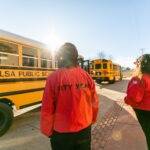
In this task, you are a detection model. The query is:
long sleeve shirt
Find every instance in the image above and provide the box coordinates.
[124,74,150,111]
[40,66,99,137]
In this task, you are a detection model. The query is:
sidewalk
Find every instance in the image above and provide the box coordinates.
[0,93,148,150]
[91,100,148,150]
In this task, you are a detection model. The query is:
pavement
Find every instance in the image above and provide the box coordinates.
[91,100,148,150]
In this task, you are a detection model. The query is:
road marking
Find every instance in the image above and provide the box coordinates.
[14,104,41,117]
[96,86,126,101]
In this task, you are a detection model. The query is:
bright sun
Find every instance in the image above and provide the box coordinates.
[45,29,65,53]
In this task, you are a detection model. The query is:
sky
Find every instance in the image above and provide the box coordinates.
[0,0,150,68]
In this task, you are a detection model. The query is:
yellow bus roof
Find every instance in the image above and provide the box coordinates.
[0,29,47,49]
[91,59,121,66]
[92,59,112,62]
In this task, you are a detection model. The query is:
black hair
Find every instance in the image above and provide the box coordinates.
[140,54,150,74]
[57,42,78,68]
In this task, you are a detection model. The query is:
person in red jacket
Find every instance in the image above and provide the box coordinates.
[124,54,150,150]
[40,42,99,150]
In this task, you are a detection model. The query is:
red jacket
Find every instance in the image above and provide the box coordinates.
[124,74,150,111]
[40,66,99,137]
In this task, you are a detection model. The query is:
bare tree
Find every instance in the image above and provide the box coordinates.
[98,51,106,59]
[108,54,114,60]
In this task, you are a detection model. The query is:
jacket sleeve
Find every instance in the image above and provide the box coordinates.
[124,77,145,105]
[40,77,55,137]
[91,82,99,124]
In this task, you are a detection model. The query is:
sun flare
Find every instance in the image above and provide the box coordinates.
[45,29,65,53]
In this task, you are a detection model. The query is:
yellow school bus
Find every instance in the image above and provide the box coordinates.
[89,59,122,84]
[0,29,57,136]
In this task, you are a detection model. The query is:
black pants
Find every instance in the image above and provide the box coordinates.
[50,126,91,150]
[134,109,150,150]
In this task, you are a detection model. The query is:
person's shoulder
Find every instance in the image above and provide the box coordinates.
[142,73,150,79]
[76,66,87,72]
[131,76,139,80]
[47,68,63,80]
[142,73,150,83]
[77,66,94,80]
[129,76,140,85]
[77,67,89,75]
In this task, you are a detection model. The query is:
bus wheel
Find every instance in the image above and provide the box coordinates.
[120,75,122,80]
[96,79,102,84]
[109,77,115,84]
[0,102,13,136]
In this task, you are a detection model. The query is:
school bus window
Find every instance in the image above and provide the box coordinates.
[78,61,82,68]
[95,64,101,69]
[113,65,118,70]
[40,49,52,59]
[22,46,38,67]
[0,40,18,54]
[47,60,52,68]
[0,40,19,66]
[41,59,52,68]
[40,49,52,68]
[110,64,112,69]
[113,65,115,70]
[83,61,89,72]
[116,65,120,70]
[103,63,107,69]
[90,63,94,69]
[116,66,118,70]
[55,61,58,68]
[41,59,47,68]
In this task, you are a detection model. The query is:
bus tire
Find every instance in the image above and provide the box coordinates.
[109,77,115,84]
[96,79,102,84]
[0,102,13,136]
[120,75,122,80]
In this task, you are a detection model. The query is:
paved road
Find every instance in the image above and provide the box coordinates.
[0,79,129,150]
